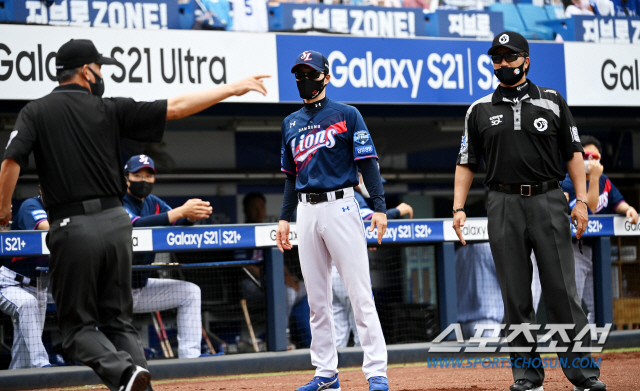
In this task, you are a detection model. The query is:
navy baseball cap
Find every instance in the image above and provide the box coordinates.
[291,50,330,73]
[488,31,529,55]
[56,39,118,71]
[124,155,156,174]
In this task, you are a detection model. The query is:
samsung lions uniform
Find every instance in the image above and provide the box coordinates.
[280,96,388,380]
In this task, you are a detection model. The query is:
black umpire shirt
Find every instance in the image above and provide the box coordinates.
[4,84,167,209]
[456,80,584,185]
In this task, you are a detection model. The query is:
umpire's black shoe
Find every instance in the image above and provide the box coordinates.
[574,377,606,391]
[119,365,151,391]
[510,379,543,391]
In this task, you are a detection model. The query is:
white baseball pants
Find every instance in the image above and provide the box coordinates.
[331,263,359,348]
[297,188,387,379]
[132,278,202,358]
[0,266,50,369]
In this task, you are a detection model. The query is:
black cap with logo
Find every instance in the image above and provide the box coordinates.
[55,39,117,71]
[488,31,529,55]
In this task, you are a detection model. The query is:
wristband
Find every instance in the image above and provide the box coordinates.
[452,208,465,216]
[576,199,588,207]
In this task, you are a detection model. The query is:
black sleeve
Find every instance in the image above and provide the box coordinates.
[112,98,167,143]
[456,105,481,172]
[4,105,37,174]
[557,94,584,161]
[357,158,386,214]
[279,174,298,221]
[175,217,195,226]
[386,208,401,219]
[132,212,171,227]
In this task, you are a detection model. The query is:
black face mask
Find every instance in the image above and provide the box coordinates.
[296,76,327,100]
[494,61,526,86]
[87,67,105,97]
[129,181,153,199]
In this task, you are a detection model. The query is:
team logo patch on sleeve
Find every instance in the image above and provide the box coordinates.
[31,209,47,221]
[459,136,467,153]
[354,130,370,145]
[570,126,580,142]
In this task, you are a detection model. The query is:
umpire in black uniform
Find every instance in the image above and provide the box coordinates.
[0,39,267,391]
[452,32,605,391]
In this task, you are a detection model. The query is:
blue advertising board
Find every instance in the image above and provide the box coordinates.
[268,3,425,37]
[424,10,503,39]
[276,34,567,104]
[2,0,183,29]
[542,16,640,43]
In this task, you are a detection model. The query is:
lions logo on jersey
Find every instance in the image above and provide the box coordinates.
[354,130,370,145]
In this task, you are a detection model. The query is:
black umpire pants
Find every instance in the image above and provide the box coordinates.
[487,188,599,386]
[48,207,148,391]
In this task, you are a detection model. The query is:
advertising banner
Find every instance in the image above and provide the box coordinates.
[424,10,503,40]
[0,25,279,102]
[268,3,424,38]
[276,34,566,104]
[574,16,640,44]
[564,42,640,106]
[3,0,182,29]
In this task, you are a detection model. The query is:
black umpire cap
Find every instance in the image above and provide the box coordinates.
[488,31,529,55]
[55,39,117,71]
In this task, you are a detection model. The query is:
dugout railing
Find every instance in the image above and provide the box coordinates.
[0,215,636,360]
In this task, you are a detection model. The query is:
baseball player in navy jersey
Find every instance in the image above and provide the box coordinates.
[122,155,211,358]
[332,174,412,348]
[0,195,51,369]
[276,50,389,391]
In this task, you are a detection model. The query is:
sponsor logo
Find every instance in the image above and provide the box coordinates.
[534,118,548,132]
[514,68,521,75]
[624,220,640,232]
[587,220,603,233]
[544,89,557,95]
[498,34,509,44]
[342,206,350,212]
[290,121,296,128]
[356,145,373,155]
[601,59,640,91]
[31,210,47,221]
[414,224,432,238]
[328,51,423,99]
[489,114,503,126]
[354,130,370,145]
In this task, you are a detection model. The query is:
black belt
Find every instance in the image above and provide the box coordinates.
[48,197,122,222]
[298,190,345,204]
[488,180,559,196]
[15,274,37,288]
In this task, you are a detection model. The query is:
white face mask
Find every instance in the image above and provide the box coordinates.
[584,159,600,174]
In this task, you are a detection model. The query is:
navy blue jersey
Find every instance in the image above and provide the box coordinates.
[122,193,173,224]
[562,173,625,214]
[281,97,378,193]
[6,197,48,279]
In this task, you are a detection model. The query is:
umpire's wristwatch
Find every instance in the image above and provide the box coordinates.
[452,208,465,216]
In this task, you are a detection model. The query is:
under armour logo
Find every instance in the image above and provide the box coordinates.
[301,51,312,61]
[60,218,70,227]
[342,206,350,212]
[290,121,296,128]
[315,102,322,107]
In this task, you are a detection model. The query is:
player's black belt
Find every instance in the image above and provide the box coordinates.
[48,196,122,222]
[488,180,559,196]
[14,274,37,287]
[298,190,345,204]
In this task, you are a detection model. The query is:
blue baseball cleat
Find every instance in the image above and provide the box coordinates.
[295,374,340,391]
[368,376,389,391]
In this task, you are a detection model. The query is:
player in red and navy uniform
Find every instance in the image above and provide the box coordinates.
[562,136,638,324]
[122,155,211,358]
[276,50,389,391]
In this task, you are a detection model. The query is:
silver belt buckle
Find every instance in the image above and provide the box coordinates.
[520,185,532,196]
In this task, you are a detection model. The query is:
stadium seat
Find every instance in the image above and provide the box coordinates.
[544,4,566,20]
[516,4,554,40]
[488,3,539,40]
